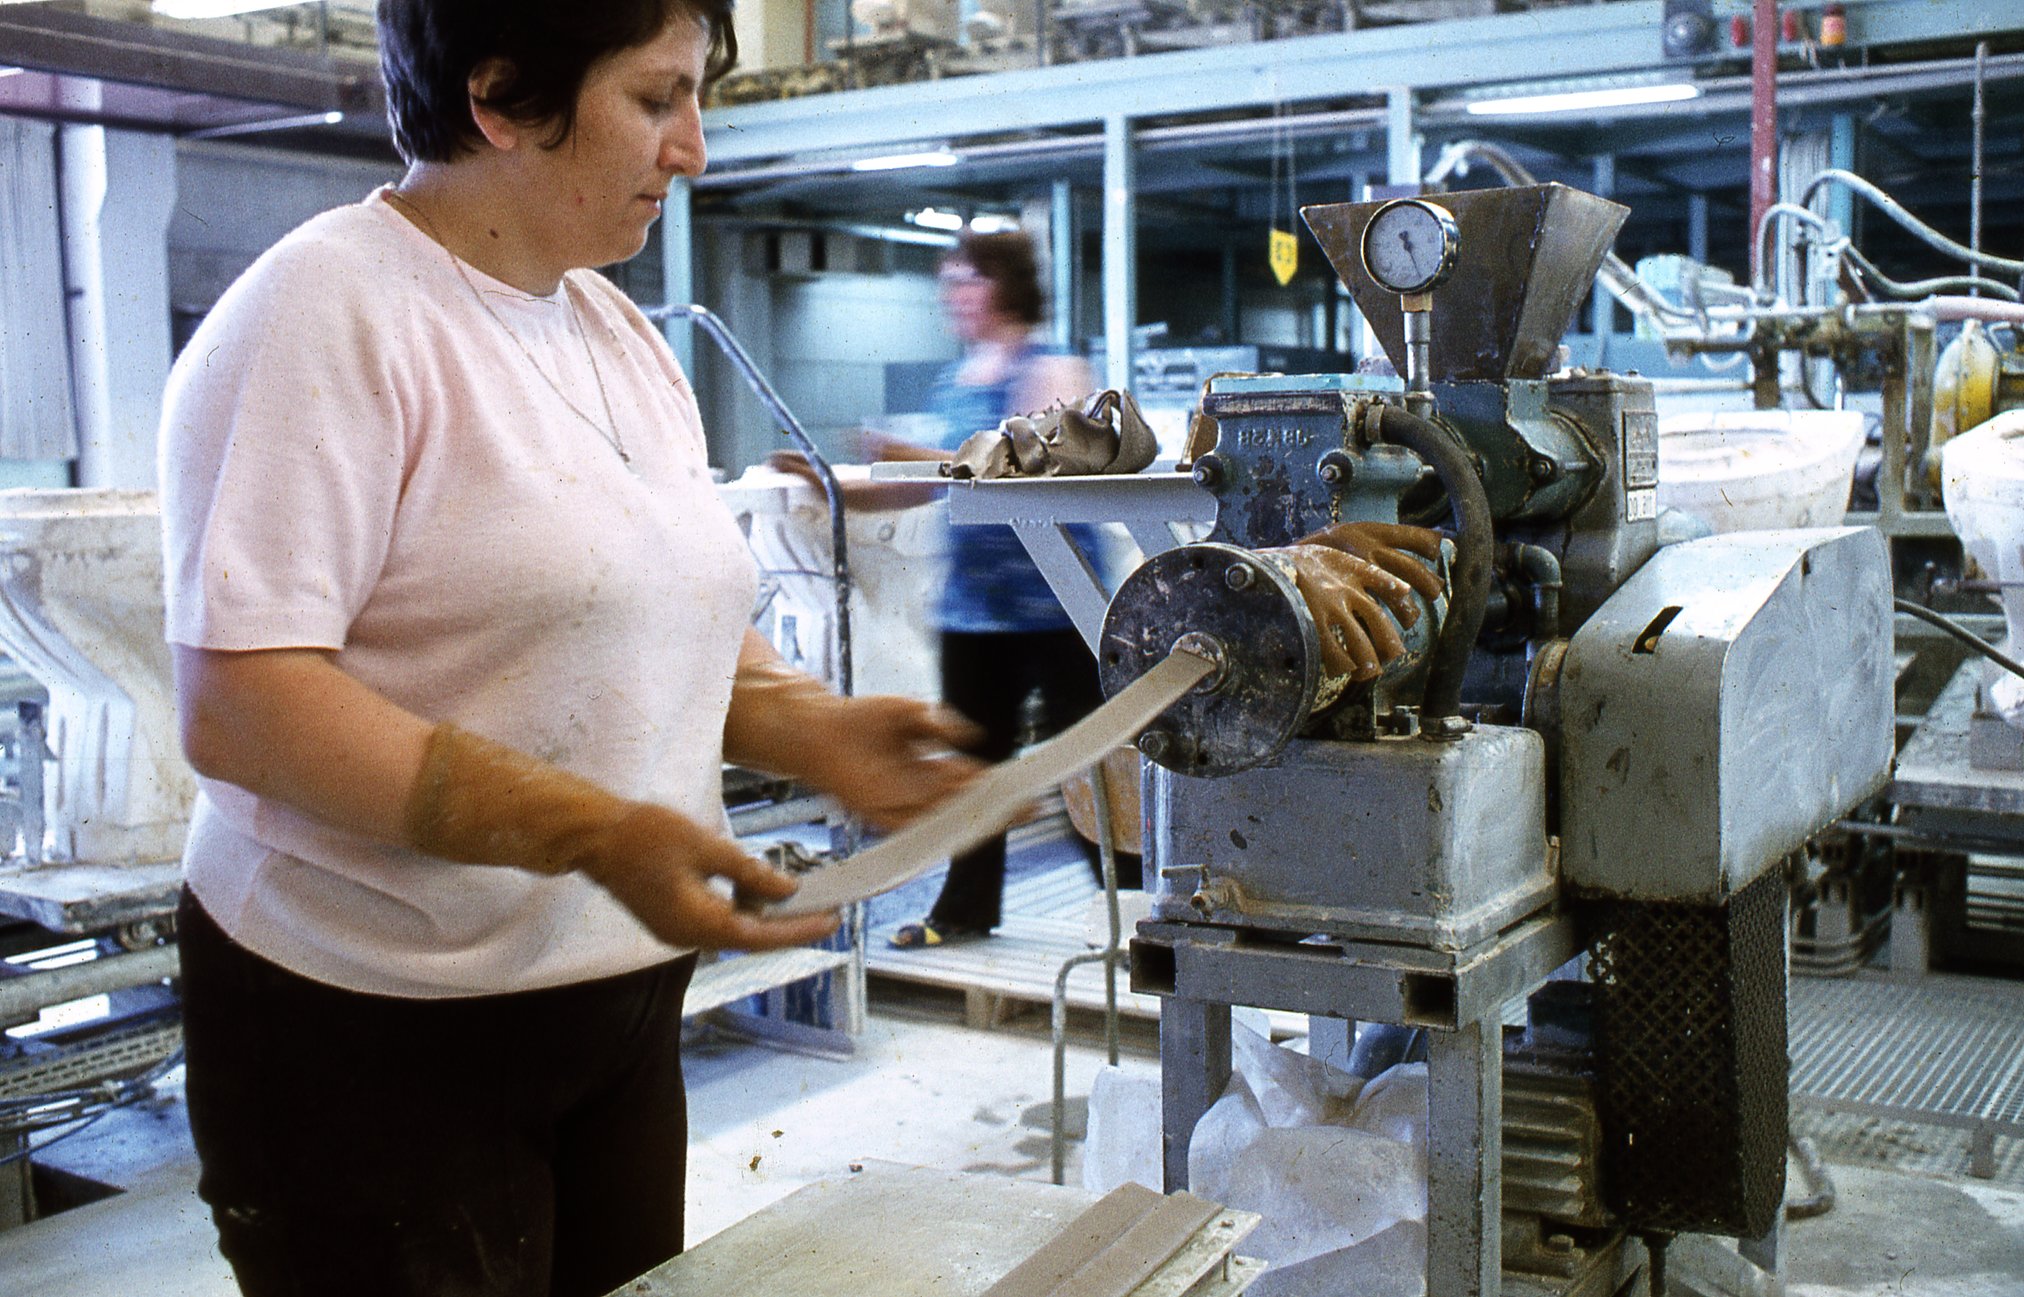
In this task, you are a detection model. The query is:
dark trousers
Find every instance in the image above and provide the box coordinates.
[929,628,1142,932]
[177,889,696,1297]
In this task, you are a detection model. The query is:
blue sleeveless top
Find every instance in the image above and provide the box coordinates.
[929,345,1105,633]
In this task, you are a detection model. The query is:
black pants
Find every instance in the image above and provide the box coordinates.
[929,628,1142,932]
[177,889,696,1297]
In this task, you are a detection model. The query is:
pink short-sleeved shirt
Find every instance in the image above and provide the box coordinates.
[160,189,758,997]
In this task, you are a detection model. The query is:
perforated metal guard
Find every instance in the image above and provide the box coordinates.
[1587,870,1789,1238]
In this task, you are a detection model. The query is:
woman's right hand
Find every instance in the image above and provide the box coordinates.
[406,724,839,952]
[570,804,840,950]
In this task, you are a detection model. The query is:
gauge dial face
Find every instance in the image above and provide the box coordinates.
[1360,199,1459,295]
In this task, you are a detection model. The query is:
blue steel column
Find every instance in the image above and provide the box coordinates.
[1827,114,1857,235]
[1051,177,1075,350]
[1688,192,1710,265]
[1590,154,1616,365]
[660,177,695,376]
[1103,112,1137,395]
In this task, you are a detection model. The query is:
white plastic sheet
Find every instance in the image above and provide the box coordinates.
[1186,1024,1430,1297]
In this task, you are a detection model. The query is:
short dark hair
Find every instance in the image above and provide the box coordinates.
[377,0,737,165]
[949,230,1045,327]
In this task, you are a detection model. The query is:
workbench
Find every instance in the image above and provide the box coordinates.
[613,1164,1263,1297]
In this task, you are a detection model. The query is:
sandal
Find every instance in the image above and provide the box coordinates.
[887,918,988,949]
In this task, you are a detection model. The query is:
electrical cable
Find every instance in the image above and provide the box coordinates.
[0,1047,184,1170]
[1894,599,2024,681]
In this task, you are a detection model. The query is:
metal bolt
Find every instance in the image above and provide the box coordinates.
[1317,449,1356,487]
[1138,730,1173,762]
[1224,563,1256,591]
[1529,456,1558,483]
[1192,455,1224,489]
[1423,714,1472,740]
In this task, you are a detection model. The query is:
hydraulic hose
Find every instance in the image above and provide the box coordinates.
[1375,405,1493,723]
[1895,599,2024,681]
[1801,170,2024,278]
[1842,244,2022,303]
[1424,140,1699,327]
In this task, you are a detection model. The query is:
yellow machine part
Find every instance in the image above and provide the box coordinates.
[1929,320,2024,486]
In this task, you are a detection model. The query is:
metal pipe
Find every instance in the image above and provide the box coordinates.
[1402,307,1433,415]
[1921,296,2024,325]
[1972,41,1988,297]
[0,944,179,1025]
[1050,946,1117,1184]
[1508,542,1562,642]
[1754,202,1835,302]
[1749,0,1778,288]
[1091,760,1121,1068]
[650,303,855,697]
[1375,405,1492,724]
[1800,170,2024,277]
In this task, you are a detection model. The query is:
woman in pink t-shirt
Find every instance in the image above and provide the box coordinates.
[159,3,978,1294]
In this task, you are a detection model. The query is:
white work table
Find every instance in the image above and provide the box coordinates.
[615,1163,1262,1297]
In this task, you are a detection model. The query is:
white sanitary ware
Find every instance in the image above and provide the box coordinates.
[1656,409,1866,532]
[719,468,944,699]
[1942,410,2024,727]
[0,489,192,865]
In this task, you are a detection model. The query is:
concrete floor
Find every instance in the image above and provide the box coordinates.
[2,836,2021,1297]
[3,984,2021,1296]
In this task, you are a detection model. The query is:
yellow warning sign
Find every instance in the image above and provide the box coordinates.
[1268,227,1299,286]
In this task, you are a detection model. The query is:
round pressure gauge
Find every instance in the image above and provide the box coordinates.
[1359,198,1459,296]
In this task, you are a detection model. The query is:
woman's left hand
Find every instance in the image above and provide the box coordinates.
[723,630,983,833]
[799,696,984,833]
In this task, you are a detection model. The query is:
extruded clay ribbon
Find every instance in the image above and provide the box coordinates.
[769,649,1214,917]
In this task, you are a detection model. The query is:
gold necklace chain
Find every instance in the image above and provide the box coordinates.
[384,187,631,467]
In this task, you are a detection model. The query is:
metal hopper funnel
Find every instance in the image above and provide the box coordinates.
[1303,183,1629,382]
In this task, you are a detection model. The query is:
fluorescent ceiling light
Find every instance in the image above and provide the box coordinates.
[907,207,964,232]
[185,109,345,140]
[153,1,307,18]
[851,149,959,173]
[1465,83,1700,116]
[969,213,1020,234]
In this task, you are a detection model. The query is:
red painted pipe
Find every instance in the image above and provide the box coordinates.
[1750,0,1779,283]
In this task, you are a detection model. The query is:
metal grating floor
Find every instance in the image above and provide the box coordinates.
[1789,973,2024,1177]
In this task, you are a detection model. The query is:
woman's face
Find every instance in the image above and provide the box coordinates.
[938,258,1002,344]
[511,12,709,271]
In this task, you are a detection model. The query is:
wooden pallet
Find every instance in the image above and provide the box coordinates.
[867,863,1162,1029]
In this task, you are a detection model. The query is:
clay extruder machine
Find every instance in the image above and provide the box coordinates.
[945,185,1895,1295]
